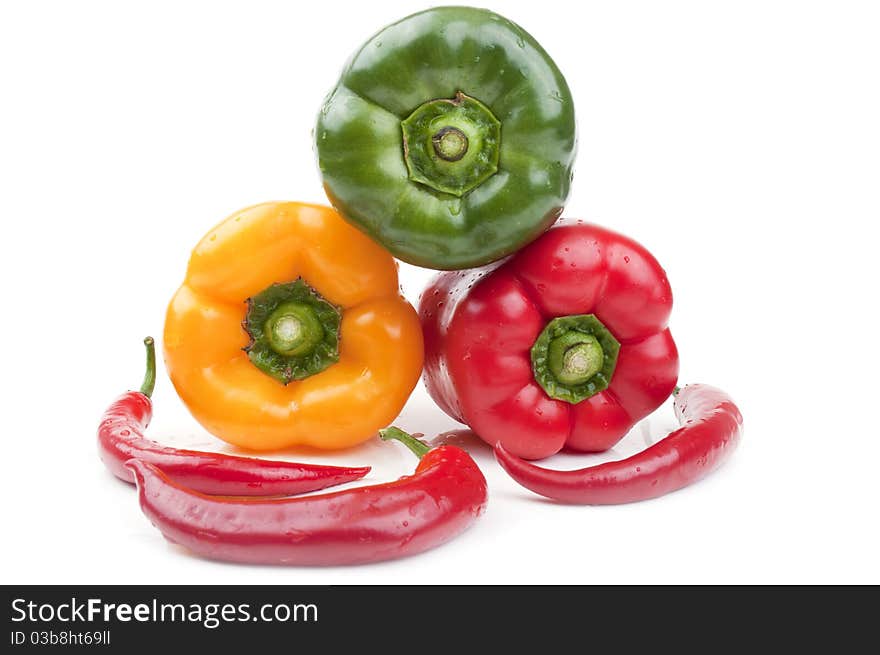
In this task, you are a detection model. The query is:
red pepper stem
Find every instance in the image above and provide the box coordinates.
[531,314,620,404]
[140,336,156,398]
[379,426,431,459]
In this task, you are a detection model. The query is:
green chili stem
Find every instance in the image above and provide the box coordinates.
[140,336,156,398]
[379,426,431,459]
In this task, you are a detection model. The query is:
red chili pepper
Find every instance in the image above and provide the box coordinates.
[420,221,679,460]
[494,384,742,504]
[99,338,370,496]
[126,427,488,565]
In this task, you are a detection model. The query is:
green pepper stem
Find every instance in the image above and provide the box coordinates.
[401,91,501,197]
[140,336,156,398]
[432,127,469,161]
[379,426,431,459]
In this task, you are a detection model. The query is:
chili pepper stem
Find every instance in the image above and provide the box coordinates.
[379,427,431,459]
[140,336,156,398]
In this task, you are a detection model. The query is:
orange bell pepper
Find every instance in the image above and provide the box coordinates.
[163,202,423,450]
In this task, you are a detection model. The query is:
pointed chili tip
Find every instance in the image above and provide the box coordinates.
[125,458,170,489]
[124,457,141,471]
[493,441,524,478]
[123,458,148,487]
[493,441,512,461]
[348,466,372,478]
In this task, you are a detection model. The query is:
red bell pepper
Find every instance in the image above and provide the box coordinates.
[420,221,679,460]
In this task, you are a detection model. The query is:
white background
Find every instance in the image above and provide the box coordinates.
[1,0,878,584]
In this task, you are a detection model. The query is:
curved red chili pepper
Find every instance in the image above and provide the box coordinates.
[99,338,370,496]
[126,428,488,565]
[494,384,742,504]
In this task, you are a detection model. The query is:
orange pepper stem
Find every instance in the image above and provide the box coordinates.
[265,302,324,356]
[243,279,341,385]
[379,426,431,459]
[140,336,156,398]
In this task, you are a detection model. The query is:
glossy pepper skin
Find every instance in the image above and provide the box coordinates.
[420,221,679,460]
[126,429,488,566]
[164,202,423,451]
[495,384,743,504]
[99,338,370,496]
[315,6,576,269]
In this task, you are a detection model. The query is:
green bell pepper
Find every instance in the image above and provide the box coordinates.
[315,6,577,269]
